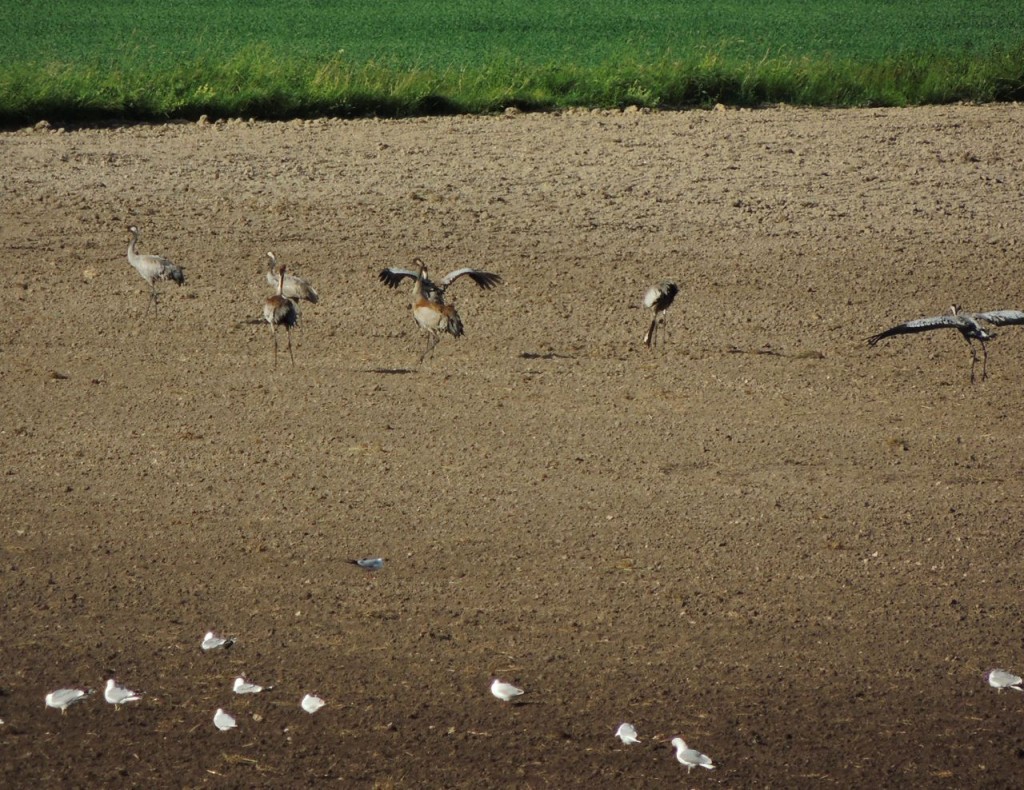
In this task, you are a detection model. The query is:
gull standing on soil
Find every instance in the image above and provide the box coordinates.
[126,225,185,315]
[615,722,641,744]
[201,631,235,651]
[642,281,679,348]
[233,676,272,695]
[104,679,142,709]
[987,669,1024,691]
[300,694,326,714]
[671,737,715,772]
[213,708,237,731]
[347,557,385,571]
[490,678,525,703]
[45,687,93,713]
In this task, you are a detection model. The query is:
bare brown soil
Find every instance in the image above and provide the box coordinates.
[2,104,1024,788]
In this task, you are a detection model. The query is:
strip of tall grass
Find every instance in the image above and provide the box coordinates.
[2,44,1023,125]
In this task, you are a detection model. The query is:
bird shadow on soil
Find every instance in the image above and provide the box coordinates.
[519,351,573,360]
[366,367,417,375]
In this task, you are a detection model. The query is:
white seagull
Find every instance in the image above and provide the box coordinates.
[201,631,235,651]
[987,669,1024,691]
[301,694,326,714]
[490,678,525,703]
[45,687,93,713]
[233,676,272,695]
[671,737,715,772]
[615,722,641,744]
[347,557,385,571]
[213,708,237,731]
[104,678,143,709]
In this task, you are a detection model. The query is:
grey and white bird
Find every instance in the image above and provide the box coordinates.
[213,708,237,731]
[104,678,142,709]
[126,225,185,315]
[987,668,1024,691]
[671,737,715,772]
[201,631,235,651]
[867,305,1024,383]
[265,252,319,304]
[300,694,326,714]
[615,722,641,745]
[380,258,502,364]
[642,281,679,348]
[379,258,502,303]
[490,678,525,702]
[233,676,272,695]
[347,557,385,571]
[45,687,93,713]
[263,264,299,366]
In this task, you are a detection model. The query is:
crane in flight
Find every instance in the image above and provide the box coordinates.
[378,257,502,364]
[867,305,1024,382]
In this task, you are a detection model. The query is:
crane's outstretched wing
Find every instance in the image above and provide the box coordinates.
[378,268,419,289]
[439,268,503,290]
[867,315,965,346]
[974,310,1024,327]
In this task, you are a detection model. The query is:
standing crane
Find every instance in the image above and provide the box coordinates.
[867,305,1024,382]
[127,225,185,315]
[642,281,679,348]
[378,257,502,364]
[265,252,319,304]
[263,264,299,366]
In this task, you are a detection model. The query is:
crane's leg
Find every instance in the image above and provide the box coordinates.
[418,333,439,364]
[271,326,279,367]
[147,284,159,317]
[965,338,978,384]
[644,317,657,348]
[980,339,989,381]
[286,326,294,365]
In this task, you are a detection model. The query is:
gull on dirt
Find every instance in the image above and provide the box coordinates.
[642,281,679,348]
[45,687,93,713]
[347,557,385,571]
[201,631,235,651]
[987,669,1024,691]
[490,679,525,703]
[104,678,142,709]
[301,694,326,714]
[615,722,641,744]
[671,737,715,772]
[213,708,237,731]
[233,676,272,695]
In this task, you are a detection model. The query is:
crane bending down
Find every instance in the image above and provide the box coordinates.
[379,257,502,363]
[265,252,319,304]
[867,305,1024,383]
[127,225,185,315]
[263,265,299,366]
[642,281,679,348]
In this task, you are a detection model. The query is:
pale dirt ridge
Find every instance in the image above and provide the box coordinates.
[2,104,1024,786]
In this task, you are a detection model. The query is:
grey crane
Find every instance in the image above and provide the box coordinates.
[379,257,502,363]
[263,264,299,366]
[265,252,319,304]
[642,281,679,348]
[127,225,185,315]
[867,305,1024,382]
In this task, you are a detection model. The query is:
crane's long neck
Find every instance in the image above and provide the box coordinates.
[278,269,286,295]
[127,230,140,263]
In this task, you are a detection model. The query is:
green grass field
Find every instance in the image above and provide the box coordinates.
[1,1,1023,122]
